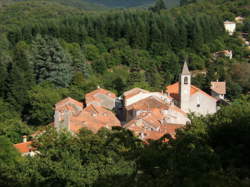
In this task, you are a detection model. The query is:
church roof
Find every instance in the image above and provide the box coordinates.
[181,61,191,75]
[166,82,217,101]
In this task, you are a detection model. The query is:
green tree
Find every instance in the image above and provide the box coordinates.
[27,83,67,126]
[32,35,73,87]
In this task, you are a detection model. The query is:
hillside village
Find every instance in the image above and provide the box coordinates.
[1,0,250,185]
[14,15,250,156]
[14,62,227,156]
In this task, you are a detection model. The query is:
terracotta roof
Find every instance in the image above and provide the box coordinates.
[211,82,226,94]
[85,88,116,101]
[56,97,83,108]
[166,82,217,101]
[123,88,149,100]
[85,88,116,109]
[125,120,183,141]
[168,105,187,116]
[126,96,168,111]
[159,124,184,137]
[14,141,33,154]
[69,104,121,133]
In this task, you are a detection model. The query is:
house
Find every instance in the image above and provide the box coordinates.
[13,136,38,156]
[123,88,172,107]
[224,21,236,35]
[123,88,173,121]
[85,87,116,110]
[124,95,189,125]
[166,61,218,115]
[213,50,233,60]
[54,97,121,133]
[211,81,226,100]
[124,109,184,141]
[235,16,244,24]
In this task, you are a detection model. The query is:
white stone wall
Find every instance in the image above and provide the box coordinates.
[189,92,217,115]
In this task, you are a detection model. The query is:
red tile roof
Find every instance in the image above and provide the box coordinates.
[55,97,83,112]
[166,82,217,101]
[211,82,226,94]
[124,105,184,141]
[85,88,116,104]
[126,96,168,111]
[14,141,33,154]
[69,104,121,133]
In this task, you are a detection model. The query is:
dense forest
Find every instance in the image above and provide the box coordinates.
[0,0,250,186]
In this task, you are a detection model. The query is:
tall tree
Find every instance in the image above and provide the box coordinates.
[32,35,73,88]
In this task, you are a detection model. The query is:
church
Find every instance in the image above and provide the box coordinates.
[166,62,221,116]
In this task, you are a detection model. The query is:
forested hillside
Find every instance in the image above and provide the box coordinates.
[0,0,250,185]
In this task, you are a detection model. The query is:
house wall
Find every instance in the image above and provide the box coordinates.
[224,22,236,35]
[211,90,224,100]
[189,92,217,115]
[54,110,71,131]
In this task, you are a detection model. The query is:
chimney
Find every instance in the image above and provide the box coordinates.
[97,85,100,89]
[22,135,27,143]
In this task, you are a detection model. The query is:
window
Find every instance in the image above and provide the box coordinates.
[197,95,200,107]
[184,77,188,84]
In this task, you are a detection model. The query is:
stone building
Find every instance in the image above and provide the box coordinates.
[211,81,226,100]
[54,97,120,133]
[166,62,218,116]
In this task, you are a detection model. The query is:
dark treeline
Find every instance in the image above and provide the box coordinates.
[8,9,224,50]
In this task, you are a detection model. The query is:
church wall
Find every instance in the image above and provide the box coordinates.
[189,92,217,115]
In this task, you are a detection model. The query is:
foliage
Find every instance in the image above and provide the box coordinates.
[27,83,68,126]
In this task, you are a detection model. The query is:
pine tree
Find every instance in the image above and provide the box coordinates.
[32,35,73,87]
[4,41,34,113]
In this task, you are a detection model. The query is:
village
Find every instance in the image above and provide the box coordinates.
[1,0,249,185]
[14,16,250,156]
[14,62,227,156]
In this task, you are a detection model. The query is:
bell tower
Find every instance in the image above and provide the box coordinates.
[179,61,191,113]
